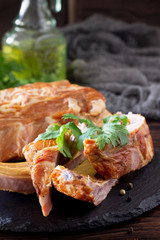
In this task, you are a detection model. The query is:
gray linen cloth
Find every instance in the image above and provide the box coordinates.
[62,15,160,120]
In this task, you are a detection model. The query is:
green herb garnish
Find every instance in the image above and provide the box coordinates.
[63,113,129,150]
[36,122,81,159]
[35,114,129,158]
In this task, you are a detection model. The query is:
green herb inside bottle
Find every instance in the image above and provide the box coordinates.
[2,0,66,83]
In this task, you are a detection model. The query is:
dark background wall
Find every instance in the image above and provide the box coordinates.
[74,0,160,27]
[0,0,68,48]
[0,0,20,48]
[1,0,160,48]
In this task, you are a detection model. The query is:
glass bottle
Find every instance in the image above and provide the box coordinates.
[2,0,66,83]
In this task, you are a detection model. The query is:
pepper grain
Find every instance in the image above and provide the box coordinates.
[127,182,133,189]
[119,189,126,196]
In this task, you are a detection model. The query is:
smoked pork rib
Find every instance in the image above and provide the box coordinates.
[84,113,154,179]
[23,139,59,216]
[0,80,110,162]
[52,113,154,207]
[0,162,34,194]
[52,160,117,206]
[23,112,154,217]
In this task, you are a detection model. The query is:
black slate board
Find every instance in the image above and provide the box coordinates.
[0,150,160,233]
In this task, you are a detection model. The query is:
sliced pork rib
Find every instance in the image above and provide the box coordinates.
[0,162,34,194]
[84,113,154,179]
[23,112,154,216]
[23,139,59,216]
[52,160,117,206]
[0,80,110,162]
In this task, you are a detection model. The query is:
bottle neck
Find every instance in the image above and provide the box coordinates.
[14,0,56,31]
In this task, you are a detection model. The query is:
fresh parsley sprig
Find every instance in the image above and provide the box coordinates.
[35,122,81,159]
[63,113,102,151]
[35,113,129,158]
[63,113,129,151]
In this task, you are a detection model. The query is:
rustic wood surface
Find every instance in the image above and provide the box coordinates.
[0,120,159,239]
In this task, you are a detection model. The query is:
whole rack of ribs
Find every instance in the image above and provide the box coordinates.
[0,80,154,217]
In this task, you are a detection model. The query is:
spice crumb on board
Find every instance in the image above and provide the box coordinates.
[127,182,133,189]
[119,189,126,196]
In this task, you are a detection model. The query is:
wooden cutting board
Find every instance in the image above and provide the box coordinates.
[0,150,159,233]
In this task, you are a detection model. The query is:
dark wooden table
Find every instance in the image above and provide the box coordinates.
[0,120,159,240]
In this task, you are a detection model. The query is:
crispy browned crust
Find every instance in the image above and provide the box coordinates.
[84,116,154,179]
[23,140,58,196]
[23,139,57,164]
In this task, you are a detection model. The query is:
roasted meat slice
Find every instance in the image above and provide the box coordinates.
[84,113,154,179]
[23,139,86,216]
[23,139,59,216]
[0,80,110,162]
[23,112,154,216]
[52,159,117,205]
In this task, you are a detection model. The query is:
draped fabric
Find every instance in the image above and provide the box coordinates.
[63,15,160,120]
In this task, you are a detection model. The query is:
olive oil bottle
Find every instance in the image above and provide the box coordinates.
[2,0,66,82]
